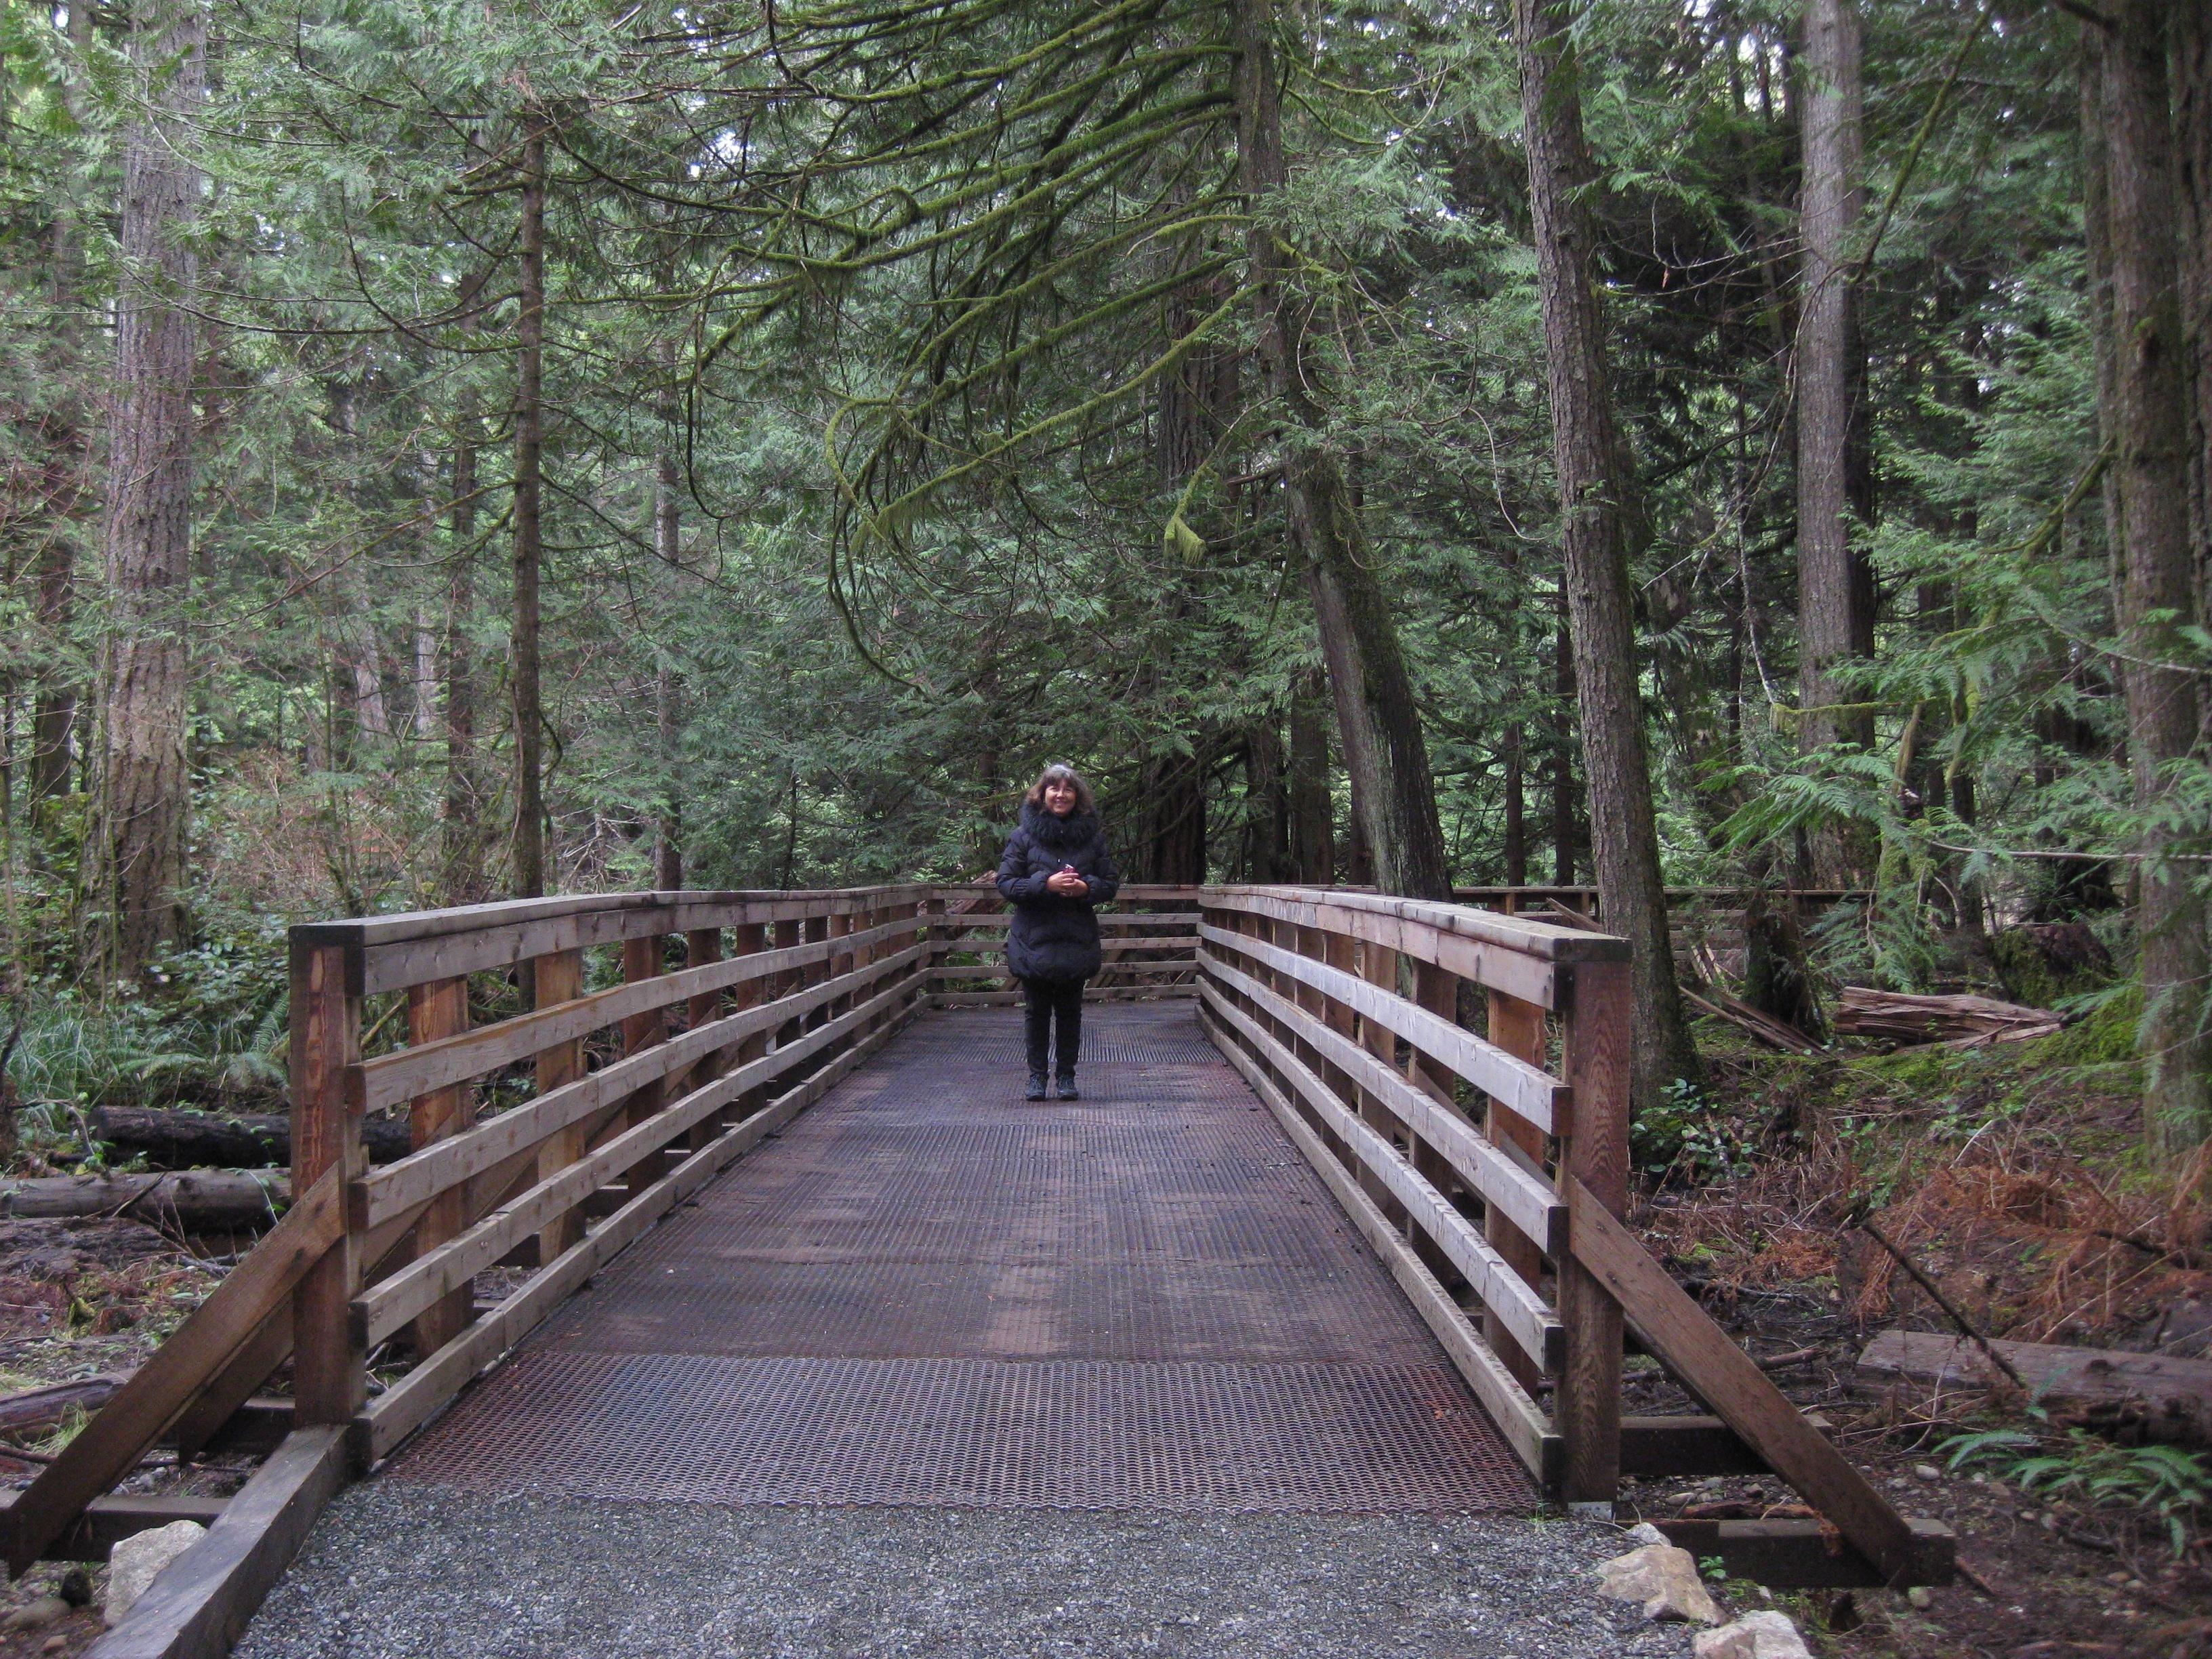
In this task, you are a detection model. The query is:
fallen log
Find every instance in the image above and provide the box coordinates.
[1856,1328,2212,1445]
[1683,989,1822,1054]
[1832,987,2061,1049]
[0,1171,291,1231]
[0,1374,125,1435]
[87,1107,411,1170]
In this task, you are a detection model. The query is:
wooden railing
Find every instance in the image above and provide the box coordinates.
[13,880,1947,1641]
[1193,884,1950,1585]
[1195,885,1623,1500]
[924,882,1201,1003]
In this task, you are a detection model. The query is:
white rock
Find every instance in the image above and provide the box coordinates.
[1624,1522,1671,1547]
[103,1520,206,1628]
[1693,1610,1814,1659]
[1593,1544,1723,1625]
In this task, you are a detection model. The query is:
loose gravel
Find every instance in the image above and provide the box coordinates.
[234,1483,1694,1658]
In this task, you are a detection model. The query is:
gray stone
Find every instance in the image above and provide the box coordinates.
[1593,1544,1722,1626]
[1692,1611,1814,1659]
[3,1596,70,1631]
[104,1519,206,1628]
[1624,1523,1670,1548]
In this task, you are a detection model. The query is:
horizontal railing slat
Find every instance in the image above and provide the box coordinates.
[1197,922,1567,1133]
[358,944,924,1228]
[358,915,921,1112]
[1198,954,1563,1255]
[1198,981,1561,1372]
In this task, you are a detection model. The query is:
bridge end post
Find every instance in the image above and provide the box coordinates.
[1555,955,1629,1514]
[288,930,367,1439]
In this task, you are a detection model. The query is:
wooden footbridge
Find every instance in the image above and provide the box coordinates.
[5,884,1948,1658]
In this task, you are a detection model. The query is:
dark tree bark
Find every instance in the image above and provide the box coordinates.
[1512,0,1701,1109]
[1286,668,1334,883]
[1233,0,1451,899]
[443,414,485,904]
[2086,7,2212,1155]
[511,121,548,899]
[653,350,684,892]
[2175,3,2212,615]
[1795,0,1878,886]
[86,0,205,978]
[1246,720,1288,881]
[1551,602,1576,886]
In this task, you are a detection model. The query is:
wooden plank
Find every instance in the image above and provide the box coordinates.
[1557,959,1629,1510]
[1198,997,1558,1486]
[363,1002,919,1460]
[287,939,361,1433]
[169,1306,291,1465]
[404,977,471,1357]
[1199,923,1566,1131]
[359,945,923,1228]
[1650,1518,1955,1590]
[0,1493,230,1564]
[1487,988,1551,1395]
[357,972,916,1347]
[1206,883,1620,968]
[1201,985,1559,1371]
[929,987,1195,1006]
[1855,1329,2212,1443]
[1621,1414,1834,1478]
[86,1427,349,1659]
[1567,1179,1923,1582]
[532,948,588,1267]
[357,915,920,1111]
[1202,890,1559,1008]
[3,1171,343,1574]
[1199,957,1561,1253]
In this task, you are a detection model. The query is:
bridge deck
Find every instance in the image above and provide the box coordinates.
[385,1002,1529,1513]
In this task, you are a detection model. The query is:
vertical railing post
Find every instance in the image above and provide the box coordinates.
[1484,988,1549,1395]
[406,975,472,1356]
[1556,954,1630,1512]
[289,934,363,1429]
[534,946,587,1264]
[617,930,669,1191]
[1407,955,1460,1280]
[684,926,726,1149]
[1356,934,1407,1231]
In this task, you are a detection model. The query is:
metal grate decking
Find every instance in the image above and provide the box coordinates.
[386,1003,1533,1514]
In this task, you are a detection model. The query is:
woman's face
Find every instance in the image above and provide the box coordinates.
[1043,777,1079,817]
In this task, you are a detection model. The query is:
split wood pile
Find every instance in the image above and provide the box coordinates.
[88,1109,411,1170]
[1857,1328,2212,1445]
[1832,988,2062,1048]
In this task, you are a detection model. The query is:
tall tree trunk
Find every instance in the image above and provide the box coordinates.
[1551,602,1576,886]
[1232,0,1450,899]
[2175,3,2212,619]
[1246,720,1288,881]
[652,380,682,893]
[1286,668,1334,882]
[510,121,548,900]
[1513,0,1701,1109]
[1795,0,1878,884]
[1502,725,1527,887]
[86,0,204,978]
[2088,7,2212,1155]
[443,423,484,903]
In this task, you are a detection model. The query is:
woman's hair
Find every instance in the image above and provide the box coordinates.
[1023,762,1096,815]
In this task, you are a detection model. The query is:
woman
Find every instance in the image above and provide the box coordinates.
[996,763,1121,1099]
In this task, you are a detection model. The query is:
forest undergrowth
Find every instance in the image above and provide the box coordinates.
[1637,994,2212,1659]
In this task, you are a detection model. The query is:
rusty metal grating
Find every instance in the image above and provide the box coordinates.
[386,1352,1527,1513]
[386,1004,1533,1513]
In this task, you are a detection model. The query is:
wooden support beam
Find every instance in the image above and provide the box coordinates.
[0,1494,228,1565]
[533,947,588,1266]
[85,1427,349,1659]
[404,976,471,1358]
[1650,1518,1955,1590]
[1555,960,1629,1511]
[287,941,362,1434]
[1620,1414,1833,1478]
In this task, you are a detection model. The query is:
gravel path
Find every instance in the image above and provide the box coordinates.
[235,1483,1691,1659]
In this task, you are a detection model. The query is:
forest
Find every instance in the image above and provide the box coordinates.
[1,0,2211,1646]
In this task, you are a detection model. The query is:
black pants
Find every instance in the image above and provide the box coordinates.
[1022,977,1084,1079]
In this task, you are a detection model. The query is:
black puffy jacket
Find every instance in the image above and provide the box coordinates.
[996,802,1122,982]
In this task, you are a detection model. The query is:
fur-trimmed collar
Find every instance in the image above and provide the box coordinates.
[1021,800,1099,851]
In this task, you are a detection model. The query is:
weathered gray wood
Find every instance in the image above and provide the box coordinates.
[85,1426,348,1659]
[1199,995,1558,1486]
[1856,1328,2212,1444]
[1,1170,291,1227]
